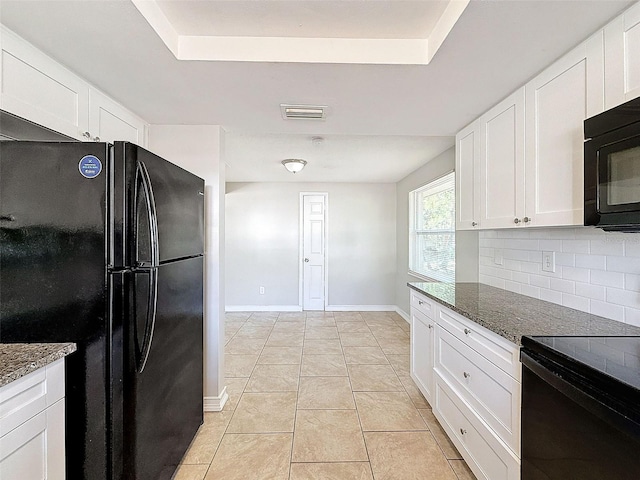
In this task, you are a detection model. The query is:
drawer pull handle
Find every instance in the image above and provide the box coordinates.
[463,371,471,379]
[460,428,467,435]
[428,324,433,329]
[464,328,471,335]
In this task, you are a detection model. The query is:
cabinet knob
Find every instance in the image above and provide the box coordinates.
[93,136,101,142]
[463,371,471,379]
[464,328,471,335]
[418,300,423,305]
[428,324,433,329]
[523,216,531,223]
[471,221,478,227]
[460,428,467,435]
[82,131,91,139]
[514,218,521,224]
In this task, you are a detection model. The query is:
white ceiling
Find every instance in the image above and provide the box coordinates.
[133,0,467,64]
[225,133,454,182]
[155,0,450,39]
[0,0,635,183]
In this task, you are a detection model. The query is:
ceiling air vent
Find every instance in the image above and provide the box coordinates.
[280,104,327,120]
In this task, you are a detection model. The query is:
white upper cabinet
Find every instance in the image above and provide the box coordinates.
[479,87,526,229]
[0,27,89,139]
[0,26,147,144]
[524,32,604,227]
[604,1,640,109]
[455,121,481,230]
[89,88,146,145]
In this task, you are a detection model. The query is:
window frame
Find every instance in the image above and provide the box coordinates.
[408,171,456,283]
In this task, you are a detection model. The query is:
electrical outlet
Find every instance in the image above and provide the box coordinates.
[542,251,555,273]
[259,286,265,295]
[494,249,504,265]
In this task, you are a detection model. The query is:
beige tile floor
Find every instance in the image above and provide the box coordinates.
[173,311,476,480]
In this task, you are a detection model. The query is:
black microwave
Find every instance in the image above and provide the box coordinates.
[584,96,640,231]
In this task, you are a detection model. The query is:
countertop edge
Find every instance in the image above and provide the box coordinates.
[0,343,77,387]
[408,283,523,346]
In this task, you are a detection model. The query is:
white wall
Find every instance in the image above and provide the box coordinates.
[225,182,397,309]
[479,228,640,327]
[147,125,227,409]
[395,147,479,316]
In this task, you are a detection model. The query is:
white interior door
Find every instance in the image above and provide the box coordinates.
[302,194,326,311]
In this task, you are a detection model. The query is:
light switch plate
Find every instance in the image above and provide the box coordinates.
[542,251,555,273]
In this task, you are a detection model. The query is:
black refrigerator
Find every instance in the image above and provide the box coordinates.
[0,141,204,480]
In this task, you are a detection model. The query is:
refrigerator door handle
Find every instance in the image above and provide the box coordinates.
[136,268,158,373]
[136,161,160,268]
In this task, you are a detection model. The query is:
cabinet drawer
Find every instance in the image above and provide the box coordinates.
[435,326,520,455]
[437,307,520,380]
[0,358,65,436]
[434,374,520,480]
[410,291,436,319]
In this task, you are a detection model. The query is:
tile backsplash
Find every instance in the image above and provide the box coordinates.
[478,227,640,327]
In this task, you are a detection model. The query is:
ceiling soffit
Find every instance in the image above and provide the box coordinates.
[131,0,470,65]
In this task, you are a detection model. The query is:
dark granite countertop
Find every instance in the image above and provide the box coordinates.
[0,343,76,387]
[408,282,640,346]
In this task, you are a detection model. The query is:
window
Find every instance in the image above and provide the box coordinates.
[409,172,455,282]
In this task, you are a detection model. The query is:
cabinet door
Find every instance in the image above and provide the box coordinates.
[604,1,640,109]
[0,400,65,479]
[479,88,525,229]
[0,26,89,139]
[411,308,435,404]
[525,32,604,227]
[89,88,146,146]
[456,121,481,230]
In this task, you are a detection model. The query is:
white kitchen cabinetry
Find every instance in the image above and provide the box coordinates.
[456,27,607,229]
[409,288,522,480]
[0,359,66,479]
[0,26,147,145]
[434,375,520,480]
[604,1,640,109]
[89,88,146,145]
[410,292,436,404]
[455,120,481,230]
[0,27,89,139]
[479,87,526,229]
[524,32,604,227]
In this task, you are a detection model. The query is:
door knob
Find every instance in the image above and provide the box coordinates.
[304,258,309,263]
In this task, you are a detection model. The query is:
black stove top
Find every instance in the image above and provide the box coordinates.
[522,336,640,395]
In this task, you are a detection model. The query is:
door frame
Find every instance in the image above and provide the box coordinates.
[298,192,329,310]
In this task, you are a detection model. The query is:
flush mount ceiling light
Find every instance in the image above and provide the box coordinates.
[280,104,327,120]
[282,159,307,174]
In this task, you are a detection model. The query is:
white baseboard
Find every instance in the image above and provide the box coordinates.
[325,305,397,312]
[395,307,410,323]
[204,387,228,412]
[225,305,303,312]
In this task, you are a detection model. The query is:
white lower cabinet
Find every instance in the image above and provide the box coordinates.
[435,325,521,455]
[0,359,66,479]
[434,374,520,480]
[409,289,521,480]
[411,308,435,404]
